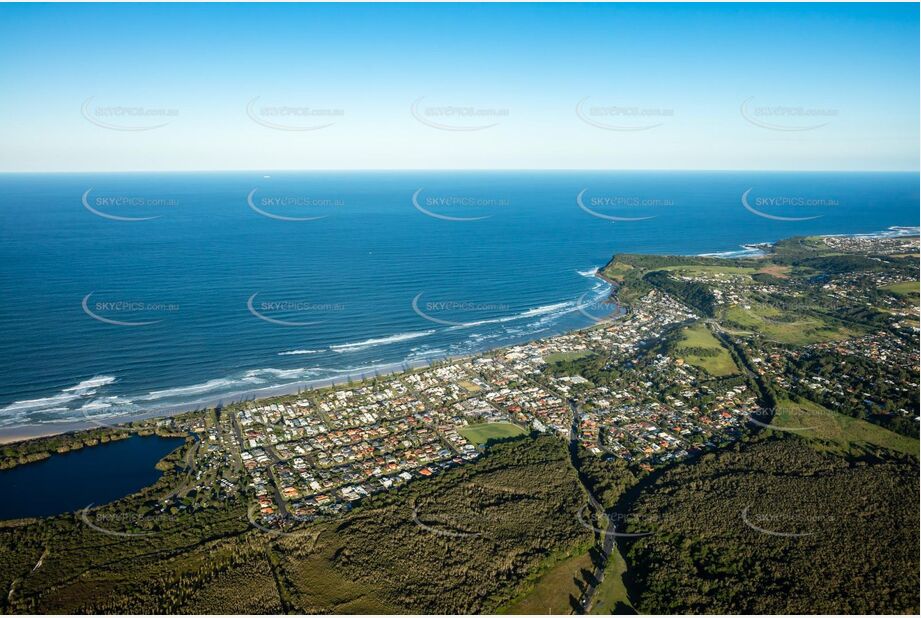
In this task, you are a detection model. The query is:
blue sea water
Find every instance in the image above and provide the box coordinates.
[0,171,917,437]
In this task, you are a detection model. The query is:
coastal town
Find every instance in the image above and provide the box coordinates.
[140,233,918,528]
[168,285,763,523]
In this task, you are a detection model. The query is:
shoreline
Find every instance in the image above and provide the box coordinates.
[2,225,917,447]
[0,277,621,446]
[0,356,458,445]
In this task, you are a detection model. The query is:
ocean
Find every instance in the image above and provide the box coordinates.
[0,171,917,438]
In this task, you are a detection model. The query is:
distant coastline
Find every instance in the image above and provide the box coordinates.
[695,225,920,259]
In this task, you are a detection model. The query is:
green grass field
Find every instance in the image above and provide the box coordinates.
[601,261,634,281]
[501,550,595,614]
[723,302,782,324]
[543,350,593,364]
[723,303,857,345]
[457,380,482,393]
[674,323,738,377]
[882,280,920,305]
[590,544,634,615]
[459,422,527,444]
[771,399,919,457]
[661,264,758,277]
[756,264,792,278]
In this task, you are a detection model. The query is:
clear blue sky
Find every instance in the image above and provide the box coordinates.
[0,2,917,171]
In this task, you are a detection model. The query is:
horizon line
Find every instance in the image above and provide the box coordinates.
[1,168,919,175]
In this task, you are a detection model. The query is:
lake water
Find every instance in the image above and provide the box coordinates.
[0,171,917,436]
[0,434,185,520]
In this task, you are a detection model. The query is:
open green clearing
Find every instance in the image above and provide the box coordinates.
[501,550,595,614]
[590,544,634,614]
[674,323,738,376]
[459,422,527,444]
[882,280,920,304]
[660,264,757,277]
[457,380,482,392]
[602,261,634,281]
[770,398,919,457]
[756,264,791,278]
[723,303,857,345]
[544,350,593,364]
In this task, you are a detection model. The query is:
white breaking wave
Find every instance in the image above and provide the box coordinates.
[518,301,573,318]
[138,376,266,402]
[0,375,117,414]
[328,362,402,375]
[278,349,323,356]
[698,245,767,259]
[0,392,84,414]
[78,396,135,413]
[63,375,117,392]
[330,330,435,353]
[1,284,620,429]
[467,332,503,342]
[446,300,577,330]
[244,367,321,380]
[827,225,920,239]
[577,266,600,277]
[135,367,325,405]
[406,347,448,361]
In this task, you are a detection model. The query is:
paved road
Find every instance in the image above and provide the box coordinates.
[567,400,613,615]
[264,444,290,518]
[228,408,289,518]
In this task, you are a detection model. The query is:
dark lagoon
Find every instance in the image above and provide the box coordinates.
[0,434,185,520]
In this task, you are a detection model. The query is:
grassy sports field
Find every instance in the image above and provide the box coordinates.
[458,422,527,444]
